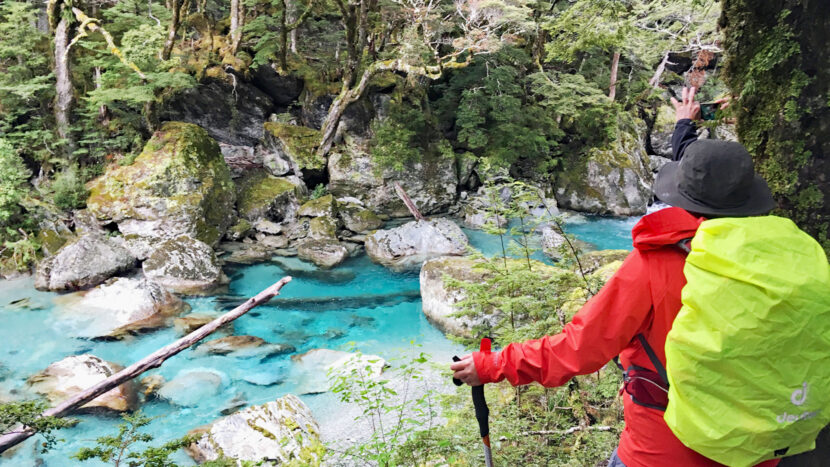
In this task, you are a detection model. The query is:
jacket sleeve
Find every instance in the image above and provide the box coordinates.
[671,119,698,161]
[473,250,654,387]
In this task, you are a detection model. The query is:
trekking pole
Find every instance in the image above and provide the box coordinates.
[453,337,494,467]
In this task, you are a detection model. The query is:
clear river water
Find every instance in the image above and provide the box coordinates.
[0,214,638,466]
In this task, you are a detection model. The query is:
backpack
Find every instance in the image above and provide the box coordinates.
[662,216,830,467]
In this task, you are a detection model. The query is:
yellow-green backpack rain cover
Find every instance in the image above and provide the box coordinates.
[664,216,830,467]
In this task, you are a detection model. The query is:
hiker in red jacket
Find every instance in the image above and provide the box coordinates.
[450,87,779,467]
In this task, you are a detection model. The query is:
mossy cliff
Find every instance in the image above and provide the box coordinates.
[86,122,236,246]
[720,0,830,253]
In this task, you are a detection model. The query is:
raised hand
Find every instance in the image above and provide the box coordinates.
[670,86,701,121]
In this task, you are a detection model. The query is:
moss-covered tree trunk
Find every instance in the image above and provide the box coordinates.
[720,0,830,252]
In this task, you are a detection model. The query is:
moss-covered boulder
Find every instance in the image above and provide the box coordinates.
[87,122,236,246]
[338,202,383,233]
[327,144,457,217]
[419,256,493,338]
[262,122,325,178]
[308,216,337,239]
[193,335,295,359]
[187,394,324,465]
[298,194,337,218]
[28,355,138,414]
[555,118,652,216]
[142,235,225,295]
[235,169,302,223]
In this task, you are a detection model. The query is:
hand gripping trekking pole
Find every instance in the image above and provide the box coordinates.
[453,338,494,467]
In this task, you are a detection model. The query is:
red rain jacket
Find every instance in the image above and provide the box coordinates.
[473,207,780,467]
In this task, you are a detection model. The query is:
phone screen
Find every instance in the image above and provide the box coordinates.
[700,103,717,121]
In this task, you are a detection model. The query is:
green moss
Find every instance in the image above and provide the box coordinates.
[86,122,235,245]
[298,194,336,217]
[309,217,337,239]
[235,170,297,220]
[264,122,324,171]
[721,1,830,253]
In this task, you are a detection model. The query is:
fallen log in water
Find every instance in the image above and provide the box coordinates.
[0,276,292,454]
[214,289,421,312]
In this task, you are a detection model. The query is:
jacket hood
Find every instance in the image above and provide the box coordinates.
[632,207,704,251]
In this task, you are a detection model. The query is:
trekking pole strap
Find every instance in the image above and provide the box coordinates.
[636,333,669,386]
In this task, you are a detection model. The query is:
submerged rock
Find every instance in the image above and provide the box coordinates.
[173,313,232,335]
[35,234,136,291]
[58,277,187,338]
[158,369,226,407]
[140,374,165,398]
[194,335,295,359]
[555,118,652,216]
[28,355,137,413]
[290,349,386,395]
[365,218,469,271]
[296,239,349,268]
[87,122,236,246]
[187,394,324,465]
[142,235,225,295]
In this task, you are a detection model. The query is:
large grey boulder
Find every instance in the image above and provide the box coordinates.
[365,218,469,271]
[193,335,295,359]
[419,257,494,338]
[28,355,137,413]
[297,239,349,268]
[57,277,188,339]
[143,236,225,295]
[35,234,136,291]
[555,118,653,216]
[327,145,457,217]
[338,202,383,233]
[86,122,236,246]
[187,395,324,465]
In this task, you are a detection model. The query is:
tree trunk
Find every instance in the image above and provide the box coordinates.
[54,16,76,158]
[162,0,181,60]
[229,0,243,55]
[0,277,292,454]
[279,0,288,69]
[608,50,620,101]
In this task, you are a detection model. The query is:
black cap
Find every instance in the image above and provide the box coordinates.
[653,139,776,217]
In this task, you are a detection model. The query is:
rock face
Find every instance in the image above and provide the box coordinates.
[159,72,274,146]
[556,119,653,216]
[142,236,225,295]
[187,395,324,465]
[290,349,386,395]
[28,355,137,413]
[87,122,236,246]
[298,195,337,218]
[35,234,136,291]
[297,239,349,268]
[58,277,187,338]
[365,218,469,270]
[419,257,494,338]
[327,146,457,216]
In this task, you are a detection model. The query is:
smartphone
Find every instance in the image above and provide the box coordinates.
[700,102,718,121]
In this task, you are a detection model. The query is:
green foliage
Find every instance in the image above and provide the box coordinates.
[0,1,54,162]
[329,346,438,466]
[74,411,195,467]
[369,100,431,172]
[51,166,89,211]
[310,183,328,200]
[0,400,74,453]
[0,139,31,229]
